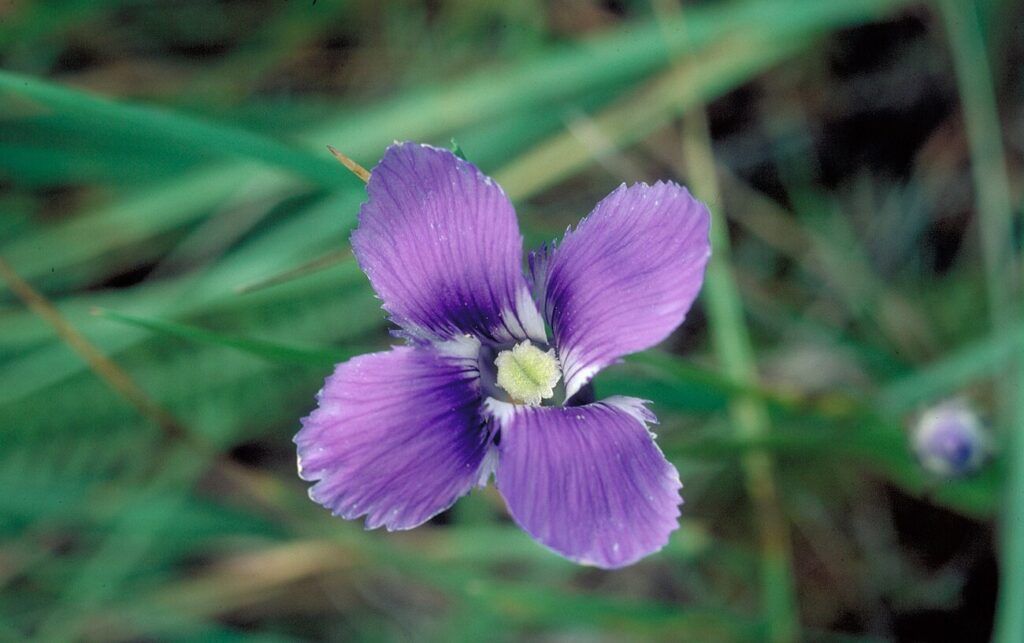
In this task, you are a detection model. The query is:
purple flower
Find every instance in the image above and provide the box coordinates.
[295,142,711,568]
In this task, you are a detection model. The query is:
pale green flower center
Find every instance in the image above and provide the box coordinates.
[494,341,561,406]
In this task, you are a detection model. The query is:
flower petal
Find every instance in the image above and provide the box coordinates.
[352,142,545,343]
[535,182,710,398]
[489,396,682,568]
[295,341,490,530]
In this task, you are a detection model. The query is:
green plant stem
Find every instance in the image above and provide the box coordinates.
[653,2,799,637]
[938,1,1019,641]
[682,109,800,642]
[940,0,1016,333]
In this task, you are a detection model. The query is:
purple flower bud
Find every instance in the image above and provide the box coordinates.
[911,400,989,477]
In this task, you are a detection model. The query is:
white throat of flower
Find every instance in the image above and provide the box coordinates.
[494,341,561,406]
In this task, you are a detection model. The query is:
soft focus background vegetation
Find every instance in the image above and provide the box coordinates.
[1,0,1022,640]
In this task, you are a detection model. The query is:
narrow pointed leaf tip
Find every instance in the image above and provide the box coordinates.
[327,145,371,183]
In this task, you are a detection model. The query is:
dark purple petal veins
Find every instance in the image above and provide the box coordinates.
[535,182,711,398]
[352,142,545,344]
[295,341,491,530]
[489,396,682,568]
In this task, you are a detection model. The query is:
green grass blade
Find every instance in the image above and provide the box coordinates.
[938,0,1024,640]
[0,70,349,189]
[92,308,357,367]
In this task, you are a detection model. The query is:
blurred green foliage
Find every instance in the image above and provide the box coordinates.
[1,0,1021,641]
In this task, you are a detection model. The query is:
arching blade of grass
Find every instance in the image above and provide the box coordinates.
[879,321,1024,415]
[0,71,349,189]
[224,16,823,297]
[294,0,913,154]
[0,0,913,288]
[497,32,804,200]
[92,308,358,367]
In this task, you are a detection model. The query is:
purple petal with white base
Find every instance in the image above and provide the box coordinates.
[534,182,711,398]
[490,396,682,569]
[352,143,545,343]
[296,343,490,530]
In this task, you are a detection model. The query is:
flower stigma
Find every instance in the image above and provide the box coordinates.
[494,341,561,406]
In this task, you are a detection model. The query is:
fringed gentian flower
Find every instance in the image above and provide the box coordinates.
[912,399,990,478]
[295,142,710,568]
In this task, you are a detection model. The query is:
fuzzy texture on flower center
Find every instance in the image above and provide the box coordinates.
[494,341,561,406]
